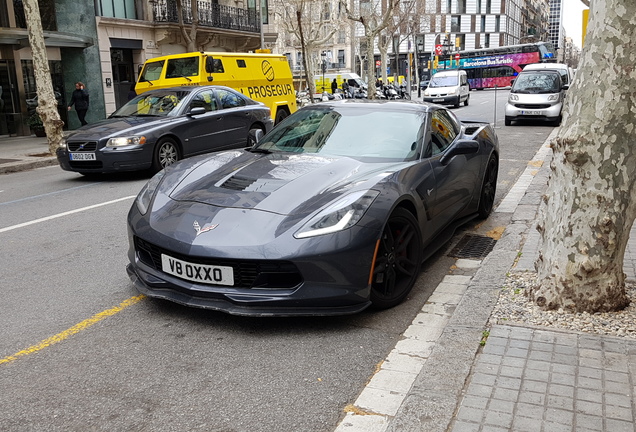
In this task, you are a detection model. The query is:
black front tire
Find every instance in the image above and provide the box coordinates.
[504,117,512,126]
[464,95,469,106]
[370,208,423,309]
[274,108,289,125]
[477,155,498,219]
[152,138,180,172]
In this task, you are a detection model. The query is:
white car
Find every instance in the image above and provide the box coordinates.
[505,70,568,126]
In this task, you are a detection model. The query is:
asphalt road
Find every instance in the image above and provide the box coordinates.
[0,90,555,432]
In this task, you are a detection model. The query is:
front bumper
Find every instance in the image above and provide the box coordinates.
[504,102,563,121]
[126,205,382,317]
[423,95,460,106]
[57,144,153,174]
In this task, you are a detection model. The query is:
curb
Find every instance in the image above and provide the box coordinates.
[0,157,58,175]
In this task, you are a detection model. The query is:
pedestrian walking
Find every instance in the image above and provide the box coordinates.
[68,82,89,126]
[331,78,338,94]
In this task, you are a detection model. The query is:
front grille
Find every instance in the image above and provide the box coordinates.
[67,141,98,152]
[134,236,303,289]
[514,104,551,109]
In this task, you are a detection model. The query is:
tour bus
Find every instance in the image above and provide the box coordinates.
[136,52,297,123]
[437,42,556,90]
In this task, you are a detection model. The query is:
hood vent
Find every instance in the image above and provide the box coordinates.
[221,175,257,191]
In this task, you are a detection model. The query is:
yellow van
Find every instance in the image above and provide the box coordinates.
[136,52,297,123]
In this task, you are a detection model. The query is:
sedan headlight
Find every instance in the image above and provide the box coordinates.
[59,137,67,150]
[294,190,380,239]
[135,170,166,215]
[107,136,146,147]
[547,94,559,101]
[509,94,519,101]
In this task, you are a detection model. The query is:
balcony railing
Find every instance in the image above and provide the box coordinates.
[152,0,260,34]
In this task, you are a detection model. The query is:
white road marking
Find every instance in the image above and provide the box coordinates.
[0,196,136,234]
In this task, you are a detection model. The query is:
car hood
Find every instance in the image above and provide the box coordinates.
[167,151,402,216]
[66,116,176,140]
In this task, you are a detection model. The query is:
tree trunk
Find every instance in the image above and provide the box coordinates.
[530,0,635,313]
[23,0,64,154]
[365,34,377,99]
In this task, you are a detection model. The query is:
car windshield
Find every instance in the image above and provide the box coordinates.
[430,76,458,87]
[255,106,426,161]
[110,91,189,117]
[512,73,561,94]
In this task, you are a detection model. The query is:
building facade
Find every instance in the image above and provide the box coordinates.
[1,0,269,137]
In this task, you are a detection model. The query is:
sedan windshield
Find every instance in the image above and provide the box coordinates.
[110,91,189,117]
[255,106,426,161]
[512,73,561,94]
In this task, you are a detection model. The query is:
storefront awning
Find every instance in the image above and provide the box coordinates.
[0,28,93,48]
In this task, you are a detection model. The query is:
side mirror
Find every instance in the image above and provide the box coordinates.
[562,84,570,90]
[205,57,215,73]
[440,139,479,165]
[188,107,206,116]
[249,128,264,145]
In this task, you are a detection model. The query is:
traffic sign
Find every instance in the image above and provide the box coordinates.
[375,60,381,68]
[455,53,460,60]
[435,45,443,55]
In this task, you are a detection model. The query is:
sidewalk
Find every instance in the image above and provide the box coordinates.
[382,136,636,432]
[0,135,57,174]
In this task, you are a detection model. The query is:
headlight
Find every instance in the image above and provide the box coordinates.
[107,136,146,147]
[548,94,559,101]
[294,190,379,239]
[135,170,165,215]
[509,94,519,101]
[59,137,67,150]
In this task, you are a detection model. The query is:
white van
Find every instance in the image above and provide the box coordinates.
[422,70,470,107]
[522,63,574,87]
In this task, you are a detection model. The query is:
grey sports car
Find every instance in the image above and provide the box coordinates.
[57,86,272,174]
[126,100,499,316]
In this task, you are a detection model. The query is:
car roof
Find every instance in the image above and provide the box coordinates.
[139,85,236,94]
[311,99,438,114]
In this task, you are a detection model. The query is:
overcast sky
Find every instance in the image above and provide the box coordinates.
[562,0,588,49]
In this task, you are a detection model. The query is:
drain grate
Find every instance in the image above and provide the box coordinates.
[448,234,497,259]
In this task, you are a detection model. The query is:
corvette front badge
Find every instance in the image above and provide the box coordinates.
[193,220,218,236]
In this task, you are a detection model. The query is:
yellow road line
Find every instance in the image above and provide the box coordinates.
[0,295,146,366]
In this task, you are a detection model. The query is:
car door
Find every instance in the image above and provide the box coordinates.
[426,108,479,232]
[175,88,225,157]
[212,88,253,149]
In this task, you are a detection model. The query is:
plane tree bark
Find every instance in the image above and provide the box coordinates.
[23,0,64,154]
[530,0,635,312]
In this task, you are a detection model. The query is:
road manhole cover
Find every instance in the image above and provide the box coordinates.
[448,234,497,259]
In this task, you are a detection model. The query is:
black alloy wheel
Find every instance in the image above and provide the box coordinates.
[371,208,423,309]
[477,155,498,219]
[152,137,180,172]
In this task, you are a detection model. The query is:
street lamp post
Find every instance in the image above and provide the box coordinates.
[321,51,326,93]
[416,35,424,98]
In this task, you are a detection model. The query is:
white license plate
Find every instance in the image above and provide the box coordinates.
[432,98,444,102]
[520,110,542,115]
[161,254,234,286]
[69,152,96,161]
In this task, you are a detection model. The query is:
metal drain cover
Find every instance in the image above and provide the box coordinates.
[448,234,497,259]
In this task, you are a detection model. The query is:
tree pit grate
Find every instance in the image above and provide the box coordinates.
[448,234,497,259]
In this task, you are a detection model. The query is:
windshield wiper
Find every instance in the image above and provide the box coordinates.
[134,113,161,117]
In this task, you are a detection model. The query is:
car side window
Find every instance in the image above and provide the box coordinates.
[190,90,217,112]
[217,89,246,109]
[429,109,459,156]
